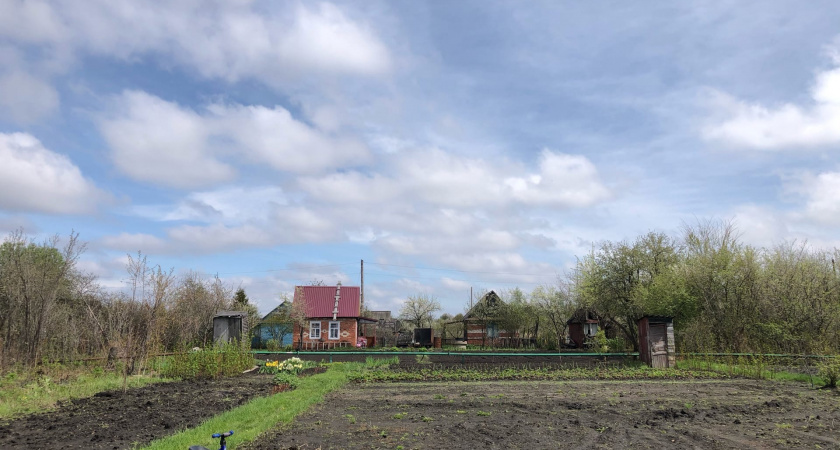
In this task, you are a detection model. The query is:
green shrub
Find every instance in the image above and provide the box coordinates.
[265,339,281,351]
[160,343,253,380]
[818,359,840,388]
[272,372,299,390]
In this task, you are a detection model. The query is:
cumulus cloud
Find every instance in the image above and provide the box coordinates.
[0,132,106,214]
[0,71,59,124]
[0,1,391,84]
[704,42,840,149]
[299,148,610,209]
[99,91,370,188]
[100,91,235,189]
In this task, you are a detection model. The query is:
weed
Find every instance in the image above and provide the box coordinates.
[345,414,356,424]
[456,410,466,414]
[477,411,491,416]
[433,394,446,400]
[393,412,408,419]
[684,402,694,409]
[422,416,433,422]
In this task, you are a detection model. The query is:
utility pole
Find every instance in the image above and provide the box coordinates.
[360,259,364,312]
[470,286,473,309]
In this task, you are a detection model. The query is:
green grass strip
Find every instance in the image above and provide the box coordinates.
[142,363,358,450]
[0,372,168,419]
[676,358,824,386]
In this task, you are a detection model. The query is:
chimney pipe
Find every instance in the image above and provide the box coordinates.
[333,282,341,320]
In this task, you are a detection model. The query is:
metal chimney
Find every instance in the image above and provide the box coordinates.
[332,281,341,320]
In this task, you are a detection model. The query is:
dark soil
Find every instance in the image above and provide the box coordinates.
[0,374,274,450]
[245,379,840,449]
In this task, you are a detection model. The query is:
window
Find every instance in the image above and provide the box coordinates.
[584,323,598,337]
[329,321,340,340]
[309,321,321,339]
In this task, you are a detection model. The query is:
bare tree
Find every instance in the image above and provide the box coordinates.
[399,293,441,329]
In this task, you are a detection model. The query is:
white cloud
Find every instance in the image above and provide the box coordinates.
[278,3,391,77]
[0,0,67,44]
[0,132,106,214]
[731,205,790,248]
[0,71,59,124]
[132,186,288,224]
[505,150,612,207]
[789,170,840,226]
[0,1,391,84]
[704,43,840,149]
[99,91,371,188]
[207,103,370,174]
[99,232,167,254]
[100,91,235,189]
[299,147,610,209]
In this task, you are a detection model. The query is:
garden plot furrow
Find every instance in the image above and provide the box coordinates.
[246,379,840,449]
[0,374,273,450]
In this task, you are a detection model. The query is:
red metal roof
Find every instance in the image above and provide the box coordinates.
[293,285,361,318]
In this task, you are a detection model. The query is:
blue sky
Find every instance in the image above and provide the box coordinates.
[1,1,839,315]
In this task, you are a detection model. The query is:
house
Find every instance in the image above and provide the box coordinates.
[250,301,293,349]
[292,284,377,350]
[462,291,520,347]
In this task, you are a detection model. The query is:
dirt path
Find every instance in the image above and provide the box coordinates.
[246,379,840,449]
[0,374,274,450]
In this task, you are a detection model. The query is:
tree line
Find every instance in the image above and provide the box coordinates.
[404,220,840,354]
[0,230,258,368]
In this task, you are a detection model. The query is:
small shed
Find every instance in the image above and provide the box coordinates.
[213,310,247,344]
[637,316,675,368]
[567,310,600,348]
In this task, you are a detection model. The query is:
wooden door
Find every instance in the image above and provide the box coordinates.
[649,324,668,368]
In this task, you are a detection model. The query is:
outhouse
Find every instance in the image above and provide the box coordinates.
[637,316,675,368]
[213,310,247,343]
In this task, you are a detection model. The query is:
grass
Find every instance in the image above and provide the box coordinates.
[676,357,825,386]
[142,361,374,450]
[0,366,167,419]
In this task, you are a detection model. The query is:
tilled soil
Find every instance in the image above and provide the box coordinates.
[0,374,274,450]
[245,379,840,449]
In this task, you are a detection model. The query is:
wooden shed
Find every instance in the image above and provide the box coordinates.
[637,316,675,368]
[566,309,600,348]
[213,310,247,344]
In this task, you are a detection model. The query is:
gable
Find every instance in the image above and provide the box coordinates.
[464,290,503,319]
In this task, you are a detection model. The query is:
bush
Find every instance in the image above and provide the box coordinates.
[272,372,299,390]
[818,359,840,388]
[160,343,253,380]
[265,339,280,351]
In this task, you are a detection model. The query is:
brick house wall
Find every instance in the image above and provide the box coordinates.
[293,317,359,349]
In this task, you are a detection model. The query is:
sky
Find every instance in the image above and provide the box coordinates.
[1,1,840,316]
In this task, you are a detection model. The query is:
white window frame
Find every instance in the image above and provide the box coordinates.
[584,323,598,337]
[309,321,321,339]
[329,321,340,340]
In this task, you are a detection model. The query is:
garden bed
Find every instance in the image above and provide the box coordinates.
[245,379,840,449]
[0,373,273,450]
